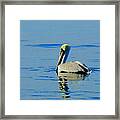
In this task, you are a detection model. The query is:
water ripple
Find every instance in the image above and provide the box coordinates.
[89,67,100,72]
[35,78,57,81]
[25,43,62,48]
[29,69,40,71]
[25,43,99,48]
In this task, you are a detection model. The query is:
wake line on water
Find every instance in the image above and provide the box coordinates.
[25,43,99,48]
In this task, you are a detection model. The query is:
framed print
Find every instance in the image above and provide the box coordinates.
[0,0,119,119]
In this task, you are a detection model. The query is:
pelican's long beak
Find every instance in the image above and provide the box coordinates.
[57,48,65,66]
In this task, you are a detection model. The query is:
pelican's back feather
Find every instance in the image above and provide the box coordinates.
[58,61,89,74]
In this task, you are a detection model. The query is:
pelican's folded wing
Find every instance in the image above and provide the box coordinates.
[58,61,85,73]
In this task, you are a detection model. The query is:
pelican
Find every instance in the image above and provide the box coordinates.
[56,44,91,75]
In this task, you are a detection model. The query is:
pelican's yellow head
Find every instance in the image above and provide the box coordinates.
[60,44,70,52]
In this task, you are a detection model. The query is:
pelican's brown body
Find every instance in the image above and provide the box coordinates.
[58,61,90,75]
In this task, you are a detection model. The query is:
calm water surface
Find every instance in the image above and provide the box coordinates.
[20,20,100,100]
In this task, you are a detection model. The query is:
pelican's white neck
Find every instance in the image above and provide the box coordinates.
[57,44,70,66]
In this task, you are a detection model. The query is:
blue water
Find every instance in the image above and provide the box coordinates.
[20,20,100,100]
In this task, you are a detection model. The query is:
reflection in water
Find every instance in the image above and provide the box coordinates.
[58,78,70,99]
[57,72,88,99]
[58,72,86,80]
